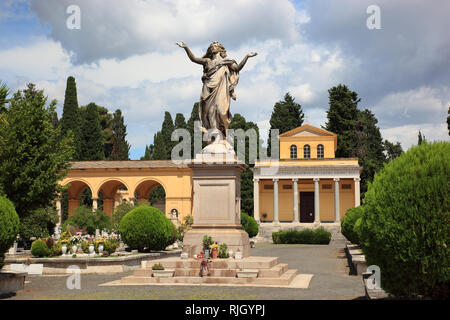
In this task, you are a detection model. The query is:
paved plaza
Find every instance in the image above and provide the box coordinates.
[4,238,365,300]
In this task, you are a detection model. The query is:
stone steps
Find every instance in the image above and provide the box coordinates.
[121,269,298,286]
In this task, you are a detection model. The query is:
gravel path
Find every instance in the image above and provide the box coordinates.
[3,238,365,300]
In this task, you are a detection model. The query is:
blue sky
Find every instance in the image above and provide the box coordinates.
[1,0,449,160]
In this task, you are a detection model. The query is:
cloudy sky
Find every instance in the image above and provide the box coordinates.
[1,0,448,159]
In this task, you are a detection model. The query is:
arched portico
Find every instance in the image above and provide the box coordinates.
[58,161,193,222]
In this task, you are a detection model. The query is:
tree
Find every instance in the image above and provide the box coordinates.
[383,140,403,161]
[229,113,260,215]
[80,102,105,160]
[161,111,175,159]
[418,130,426,145]
[152,131,167,160]
[174,113,186,129]
[187,102,201,158]
[0,83,74,219]
[324,84,359,158]
[97,105,113,159]
[268,93,304,154]
[111,109,130,160]
[60,76,82,160]
[140,144,153,160]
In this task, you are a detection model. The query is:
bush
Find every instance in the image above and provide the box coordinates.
[51,242,62,256]
[341,206,364,244]
[359,142,450,298]
[19,207,58,241]
[118,205,173,251]
[272,228,331,244]
[31,239,50,257]
[112,202,135,231]
[240,212,259,238]
[62,206,112,235]
[104,240,118,255]
[0,195,20,268]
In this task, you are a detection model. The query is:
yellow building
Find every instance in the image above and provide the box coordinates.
[253,124,361,227]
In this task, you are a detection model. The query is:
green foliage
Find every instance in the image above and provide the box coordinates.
[80,102,105,160]
[111,109,130,160]
[272,227,331,244]
[202,235,213,250]
[60,225,72,240]
[218,243,229,258]
[0,195,20,268]
[118,205,174,251]
[0,83,74,220]
[152,131,167,160]
[174,113,186,129]
[418,130,426,145]
[81,241,90,254]
[31,239,50,257]
[112,201,135,231]
[19,207,59,240]
[383,139,403,162]
[359,142,450,298]
[62,206,112,235]
[104,239,118,255]
[177,215,193,241]
[341,206,364,244]
[60,76,82,160]
[240,212,259,238]
[51,242,62,256]
[161,111,175,158]
[149,185,165,206]
[152,263,164,270]
[268,93,304,154]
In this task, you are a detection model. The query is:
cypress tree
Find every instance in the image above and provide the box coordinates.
[152,131,167,160]
[80,102,105,160]
[324,84,359,158]
[60,76,82,160]
[111,109,130,160]
[383,140,403,162]
[268,93,304,154]
[187,102,201,158]
[161,111,175,159]
[174,113,186,129]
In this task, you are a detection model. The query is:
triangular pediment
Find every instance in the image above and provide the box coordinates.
[278,124,336,138]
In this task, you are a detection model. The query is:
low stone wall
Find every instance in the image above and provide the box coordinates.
[255,222,342,243]
[0,271,26,296]
[3,250,181,274]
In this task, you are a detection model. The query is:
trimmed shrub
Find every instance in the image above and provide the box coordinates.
[63,206,112,235]
[240,212,259,238]
[341,206,364,244]
[359,142,450,298]
[118,205,173,251]
[104,240,118,255]
[272,228,331,244]
[31,239,50,257]
[0,196,20,268]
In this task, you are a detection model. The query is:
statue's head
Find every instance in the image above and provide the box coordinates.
[203,41,227,58]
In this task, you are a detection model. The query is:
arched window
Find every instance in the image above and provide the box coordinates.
[303,145,311,159]
[317,144,324,158]
[290,145,297,159]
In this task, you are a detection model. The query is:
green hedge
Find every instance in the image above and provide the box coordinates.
[0,195,20,268]
[118,205,175,251]
[31,239,50,257]
[272,227,331,244]
[241,212,259,238]
[63,206,112,235]
[359,142,450,298]
[341,206,364,244]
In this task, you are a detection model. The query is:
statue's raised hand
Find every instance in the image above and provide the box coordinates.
[176,41,187,48]
[247,52,257,57]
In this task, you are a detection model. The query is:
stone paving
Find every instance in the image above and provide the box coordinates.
[3,238,366,300]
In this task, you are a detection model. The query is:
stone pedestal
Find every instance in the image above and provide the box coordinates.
[182,141,250,258]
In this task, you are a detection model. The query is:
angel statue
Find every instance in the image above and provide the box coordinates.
[176,41,257,139]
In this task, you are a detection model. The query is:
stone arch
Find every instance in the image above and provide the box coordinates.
[134,178,167,214]
[61,178,95,217]
[97,178,131,216]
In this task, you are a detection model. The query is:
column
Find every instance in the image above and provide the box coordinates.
[292,178,299,223]
[253,178,260,223]
[334,178,340,222]
[55,198,62,227]
[354,177,361,207]
[92,198,98,212]
[273,178,279,224]
[313,178,320,223]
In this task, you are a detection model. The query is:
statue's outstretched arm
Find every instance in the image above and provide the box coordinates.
[176,42,207,65]
[234,52,257,72]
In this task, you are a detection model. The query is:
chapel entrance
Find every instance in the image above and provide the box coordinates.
[300,191,315,223]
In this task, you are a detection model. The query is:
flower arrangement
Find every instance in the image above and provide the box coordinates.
[69,235,82,246]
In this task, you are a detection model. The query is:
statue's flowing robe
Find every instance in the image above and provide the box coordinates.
[199,59,239,135]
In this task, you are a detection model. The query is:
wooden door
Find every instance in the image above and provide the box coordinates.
[300,192,315,223]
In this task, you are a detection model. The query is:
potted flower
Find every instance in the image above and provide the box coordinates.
[202,235,213,259]
[60,239,69,255]
[151,263,174,277]
[69,235,81,254]
[211,242,219,259]
[95,238,106,255]
[218,243,229,259]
